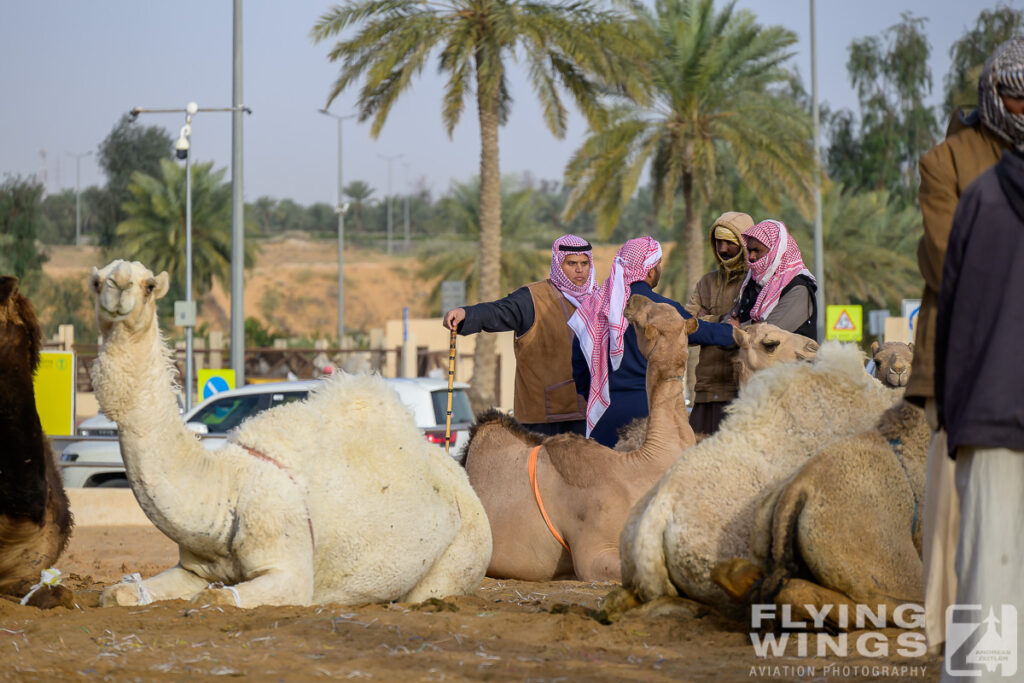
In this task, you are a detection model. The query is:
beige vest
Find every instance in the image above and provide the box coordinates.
[512,280,585,424]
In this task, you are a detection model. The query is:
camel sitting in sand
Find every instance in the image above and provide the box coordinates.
[464,295,698,582]
[0,276,74,608]
[712,400,928,629]
[90,259,490,608]
[869,341,913,388]
[732,323,819,385]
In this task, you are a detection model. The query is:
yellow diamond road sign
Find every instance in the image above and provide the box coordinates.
[825,305,863,342]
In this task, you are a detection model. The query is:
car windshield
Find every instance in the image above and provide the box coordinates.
[189,394,263,434]
[429,389,473,426]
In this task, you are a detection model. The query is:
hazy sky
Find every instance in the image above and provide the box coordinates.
[0,1,1016,207]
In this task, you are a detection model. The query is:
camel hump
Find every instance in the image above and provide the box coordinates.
[465,410,546,461]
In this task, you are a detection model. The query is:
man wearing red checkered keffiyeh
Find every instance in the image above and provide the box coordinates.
[733,219,818,341]
[443,234,595,436]
[569,237,736,444]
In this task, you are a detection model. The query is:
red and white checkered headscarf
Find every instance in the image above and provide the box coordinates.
[568,237,662,436]
[740,219,814,321]
[549,234,596,307]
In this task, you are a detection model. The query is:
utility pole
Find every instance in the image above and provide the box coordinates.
[403,162,410,249]
[66,151,92,247]
[380,153,402,254]
[810,0,825,343]
[319,108,356,345]
[230,0,246,385]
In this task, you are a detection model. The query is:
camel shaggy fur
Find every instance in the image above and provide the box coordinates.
[463,295,699,582]
[616,342,900,609]
[90,260,490,608]
[712,400,928,628]
[869,341,913,388]
[732,323,819,385]
[0,276,74,608]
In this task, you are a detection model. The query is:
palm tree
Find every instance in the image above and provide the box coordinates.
[311,0,638,406]
[418,176,549,309]
[343,180,375,232]
[116,159,257,313]
[786,184,921,312]
[563,0,815,298]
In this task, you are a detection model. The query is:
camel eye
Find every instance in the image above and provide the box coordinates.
[762,340,780,353]
[146,282,156,294]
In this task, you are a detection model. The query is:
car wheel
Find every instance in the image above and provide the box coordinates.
[96,478,130,488]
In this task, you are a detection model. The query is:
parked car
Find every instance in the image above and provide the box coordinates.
[59,377,475,488]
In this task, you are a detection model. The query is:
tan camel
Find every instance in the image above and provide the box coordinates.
[869,341,913,388]
[732,323,819,385]
[0,276,74,608]
[712,400,928,629]
[612,322,820,452]
[463,295,698,582]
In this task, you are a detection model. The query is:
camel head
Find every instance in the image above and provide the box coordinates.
[89,260,170,338]
[732,323,819,385]
[870,341,913,388]
[0,275,42,373]
[624,295,698,370]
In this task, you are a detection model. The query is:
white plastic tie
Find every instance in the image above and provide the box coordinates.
[20,567,63,605]
[208,582,242,608]
[120,572,154,605]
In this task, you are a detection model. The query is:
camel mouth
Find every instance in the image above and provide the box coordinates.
[99,305,131,321]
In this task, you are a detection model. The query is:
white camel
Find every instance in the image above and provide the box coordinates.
[90,259,491,608]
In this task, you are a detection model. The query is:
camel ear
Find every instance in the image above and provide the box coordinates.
[684,316,699,337]
[0,275,17,303]
[870,341,879,355]
[908,342,914,353]
[733,326,749,349]
[795,339,819,361]
[150,272,170,300]
[645,321,658,342]
[89,267,104,295]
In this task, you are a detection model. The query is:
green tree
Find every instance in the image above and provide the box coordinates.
[38,189,77,244]
[29,275,99,341]
[562,0,815,298]
[785,184,921,311]
[827,13,938,205]
[943,6,1024,116]
[95,114,174,247]
[249,196,278,235]
[115,159,257,320]
[418,176,549,311]
[312,0,636,405]
[343,180,375,233]
[0,176,48,280]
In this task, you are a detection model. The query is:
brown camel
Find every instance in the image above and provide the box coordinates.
[732,323,819,385]
[463,295,698,582]
[0,276,74,608]
[869,341,914,388]
[712,400,929,629]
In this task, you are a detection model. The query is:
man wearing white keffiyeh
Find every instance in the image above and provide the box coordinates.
[443,235,595,436]
[569,237,736,447]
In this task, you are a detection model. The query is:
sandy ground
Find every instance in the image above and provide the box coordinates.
[0,524,941,682]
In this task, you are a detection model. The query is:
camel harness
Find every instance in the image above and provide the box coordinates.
[528,445,571,554]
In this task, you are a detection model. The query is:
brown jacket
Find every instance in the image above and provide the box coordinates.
[513,280,586,423]
[685,212,754,403]
[906,114,1006,402]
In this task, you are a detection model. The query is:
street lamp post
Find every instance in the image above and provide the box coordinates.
[380,153,402,254]
[129,102,251,411]
[403,162,410,249]
[810,0,826,343]
[318,108,356,345]
[66,151,92,247]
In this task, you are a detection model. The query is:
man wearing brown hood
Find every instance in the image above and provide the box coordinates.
[684,211,754,436]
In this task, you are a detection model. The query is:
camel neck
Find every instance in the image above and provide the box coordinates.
[635,369,692,465]
[94,318,226,532]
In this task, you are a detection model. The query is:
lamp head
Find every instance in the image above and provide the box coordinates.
[175,123,191,160]
[186,101,199,116]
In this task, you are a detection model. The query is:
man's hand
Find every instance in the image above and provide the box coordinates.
[443,308,466,331]
[723,314,740,328]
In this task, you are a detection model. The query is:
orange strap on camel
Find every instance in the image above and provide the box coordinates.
[528,445,571,553]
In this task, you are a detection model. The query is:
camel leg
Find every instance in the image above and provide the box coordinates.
[570,537,622,583]
[100,564,209,606]
[775,578,916,630]
[403,491,491,603]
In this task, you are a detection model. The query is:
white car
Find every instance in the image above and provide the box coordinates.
[59,377,475,488]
